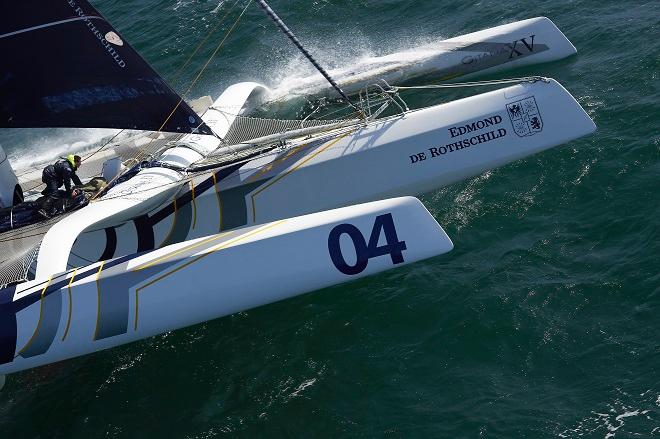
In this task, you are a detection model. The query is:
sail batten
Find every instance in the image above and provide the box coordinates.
[0,16,105,40]
[0,0,212,135]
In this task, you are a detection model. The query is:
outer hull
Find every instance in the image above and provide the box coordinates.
[268,17,576,99]
[57,78,595,270]
[0,197,452,374]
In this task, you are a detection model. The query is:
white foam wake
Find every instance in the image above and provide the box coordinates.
[264,36,447,101]
[5,128,125,172]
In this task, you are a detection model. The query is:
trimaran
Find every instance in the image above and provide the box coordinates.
[0,0,595,383]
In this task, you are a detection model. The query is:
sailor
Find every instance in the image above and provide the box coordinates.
[41,154,82,196]
[38,155,83,218]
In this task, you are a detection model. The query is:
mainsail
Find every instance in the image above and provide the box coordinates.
[0,0,212,135]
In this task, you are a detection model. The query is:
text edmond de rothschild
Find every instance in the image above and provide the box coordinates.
[409,114,507,164]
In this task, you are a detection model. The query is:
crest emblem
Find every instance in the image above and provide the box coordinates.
[105,31,124,46]
[506,96,543,137]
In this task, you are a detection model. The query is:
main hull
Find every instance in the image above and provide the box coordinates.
[35,78,595,276]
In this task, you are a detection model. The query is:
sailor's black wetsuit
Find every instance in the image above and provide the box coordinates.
[42,159,82,196]
[39,159,82,217]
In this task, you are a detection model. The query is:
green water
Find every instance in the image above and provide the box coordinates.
[1,0,658,437]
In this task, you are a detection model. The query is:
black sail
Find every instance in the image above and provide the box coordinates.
[0,0,213,135]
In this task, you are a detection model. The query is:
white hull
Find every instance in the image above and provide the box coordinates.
[268,17,576,99]
[0,197,451,374]
[35,78,595,276]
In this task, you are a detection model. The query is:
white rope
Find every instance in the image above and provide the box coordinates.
[391,76,550,90]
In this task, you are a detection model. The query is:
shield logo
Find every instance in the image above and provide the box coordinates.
[105,31,124,46]
[506,96,543,137]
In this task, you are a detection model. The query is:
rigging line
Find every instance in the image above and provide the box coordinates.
[130,0,252,166]
[302,88,395,122]
[1,120,365,243]
[169,0,244,87]
[305,99,380,121]
[22,130,128,198]
[254,0,363,117]
[96,5,242,167]
[29,113,360,216]
[81,129,125,163]
[0,209,73,236]
[154,0,253,140]
[100,132,361,201]
[20,131,122,194]
[300,96,380,122]
[0,230,53,243]
[12,4,239,192]
[393,76,549,90]
[0,125,354,243]
[14,129,124,181]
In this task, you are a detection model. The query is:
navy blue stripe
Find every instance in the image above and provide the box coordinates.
[0,285,18,364]
[99,227,118,261]
[134,215,155,252]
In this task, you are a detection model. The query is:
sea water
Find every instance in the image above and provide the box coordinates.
[0,0,658,437]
